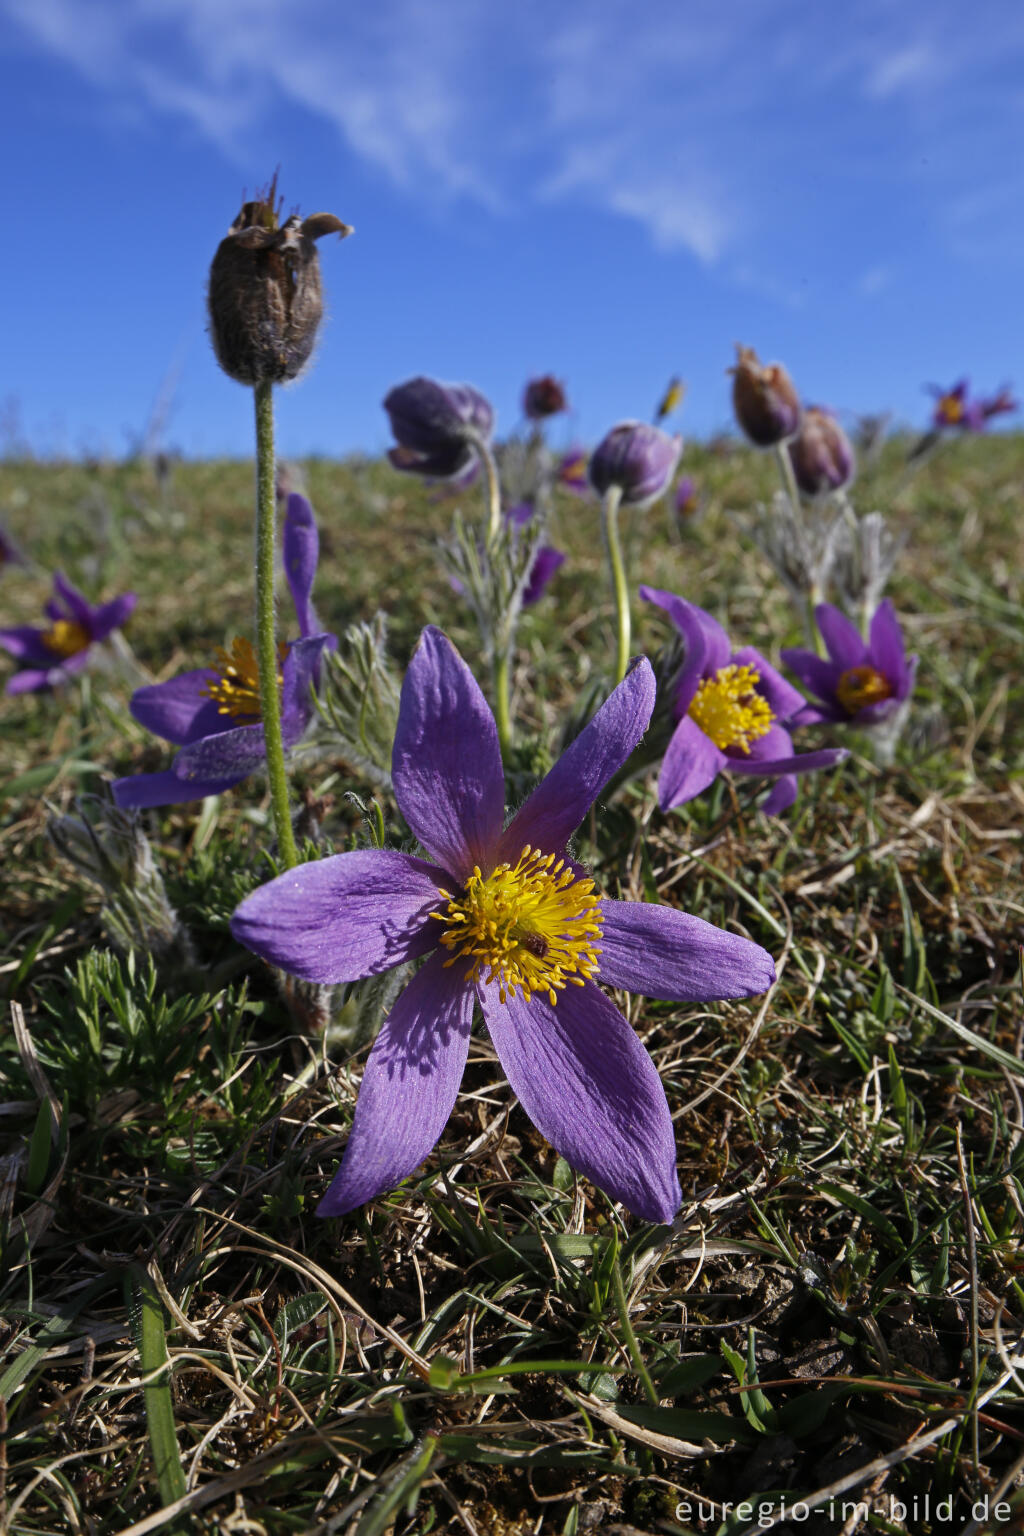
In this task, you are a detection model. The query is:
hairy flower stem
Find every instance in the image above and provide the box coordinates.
[602,485,630,684]
[479,437,502,546]
[254,380,299,870]
[493,644,513,757]
[774,441,803,519]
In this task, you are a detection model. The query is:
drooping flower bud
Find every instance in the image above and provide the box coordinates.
[787,407,856,497]
[588,422,682,507]
[208,173,352,386]
[384,377,495,479]
[522,375,567,420]
[729,344,801,446]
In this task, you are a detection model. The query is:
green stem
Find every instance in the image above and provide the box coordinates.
[253,380,299,870]
[478,437,502,545]
[774,440,802,514]
[610,1253,658,1406]
[493,644,513,758]
[602,485,630,685]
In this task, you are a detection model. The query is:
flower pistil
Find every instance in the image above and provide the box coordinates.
[201,636,285,720]
[42,619,91,658]
[836,664,893,715]
[433,845,603,1005]
[688,664,774,753]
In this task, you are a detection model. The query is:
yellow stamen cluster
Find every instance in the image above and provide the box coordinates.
[432,844,603,1005]
[200,636,286,719]
[688,663,774,753]
[837,664,893,715]
[938,395,964,425]
[41,619,90,659]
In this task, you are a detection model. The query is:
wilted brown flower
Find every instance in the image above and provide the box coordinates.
[729,343,801,447]
[208,173,352,386]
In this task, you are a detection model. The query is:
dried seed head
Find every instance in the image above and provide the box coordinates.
[208,173,352,386]
[730,343,801,446]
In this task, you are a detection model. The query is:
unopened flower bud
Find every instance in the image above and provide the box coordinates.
[208,173,351,386]
[588,421,681,507]
[522,375,567,420]
[384,376,495,479]
[787,407,855,497]
[730,344,801,446]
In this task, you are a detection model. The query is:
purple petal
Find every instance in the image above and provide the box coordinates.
[597,900,776,1000]
[279,634,335,741]
[230,848,445,983]
[759,775,798,816]
[639,585,710,712]
[815,604,867,669]
[317,951,473,1216]
[173,720,268,783]
[730,647,806,722]
[522,546,565,606]
[656,714,725,810]
[728,722,847,777]
[0,625,54,664]
[90,592,137,641]
[6,667,59,694]
[111,767,244,808]
[779,646,845,712]
[129,670,223,745]
[499,659,655,860]
[392,627,505,882]
[867,600,906,687]
[51,572,95,628]
[283,493,319,639]
[479,977,681,1224]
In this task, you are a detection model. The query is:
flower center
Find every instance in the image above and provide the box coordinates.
[432,844,603,1005]
[42,619,90,658]
[938,396,964,425]
[200,636,285,720]
[836,664,893,715]
[688,663,774,753]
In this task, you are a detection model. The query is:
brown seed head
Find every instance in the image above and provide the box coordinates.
[729,343,801,447]
[208,173,352,386]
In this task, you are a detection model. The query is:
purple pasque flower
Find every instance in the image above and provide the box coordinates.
[523,375,567,420]
[674,476,701,523]
[589,422,682,508]
[231,628,776,1224]
[112,496,333,808]
[640,588,847,817]
[0,572,136,694]
[557,445,590,496]
[927,379,983,432]
[787,407,855,498]
[781,600,916,727]
[384,377,495,480]
[980,386,1018,423]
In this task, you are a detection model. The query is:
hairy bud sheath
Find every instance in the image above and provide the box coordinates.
[730,344,801,446]
[208,175,352,385]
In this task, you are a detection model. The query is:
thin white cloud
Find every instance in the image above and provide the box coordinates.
[2,0,1023,284]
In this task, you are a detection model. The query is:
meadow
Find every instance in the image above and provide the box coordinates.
[0,420,1022,1536]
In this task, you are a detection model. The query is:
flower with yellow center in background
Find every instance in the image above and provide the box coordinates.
[782,600,916,728]
[641,587,847,817]
[231,627,777,1225]
[0,572,136,695]
[112,492,335,810]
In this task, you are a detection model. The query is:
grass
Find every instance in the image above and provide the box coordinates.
[0,431,1022,1534]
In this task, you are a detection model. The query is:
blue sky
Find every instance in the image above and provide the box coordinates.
[2,0,1022,457]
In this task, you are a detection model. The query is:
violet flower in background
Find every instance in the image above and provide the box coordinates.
[979,386,1018,424]
[232,628,776,1224]
[506,501,565,605]
[589,422,682,508]
[0,573,136,694]
[0,525,26,571]
[674,476,701,524]
[641,588,847,817]
[523,375,567,421]
[927,379,984,432]
[557,445,590,496]
[787,408,856,498]
[730,344,801,447]
[782,600,917,727]
[384,376,494,480]
[112,496,334,808]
